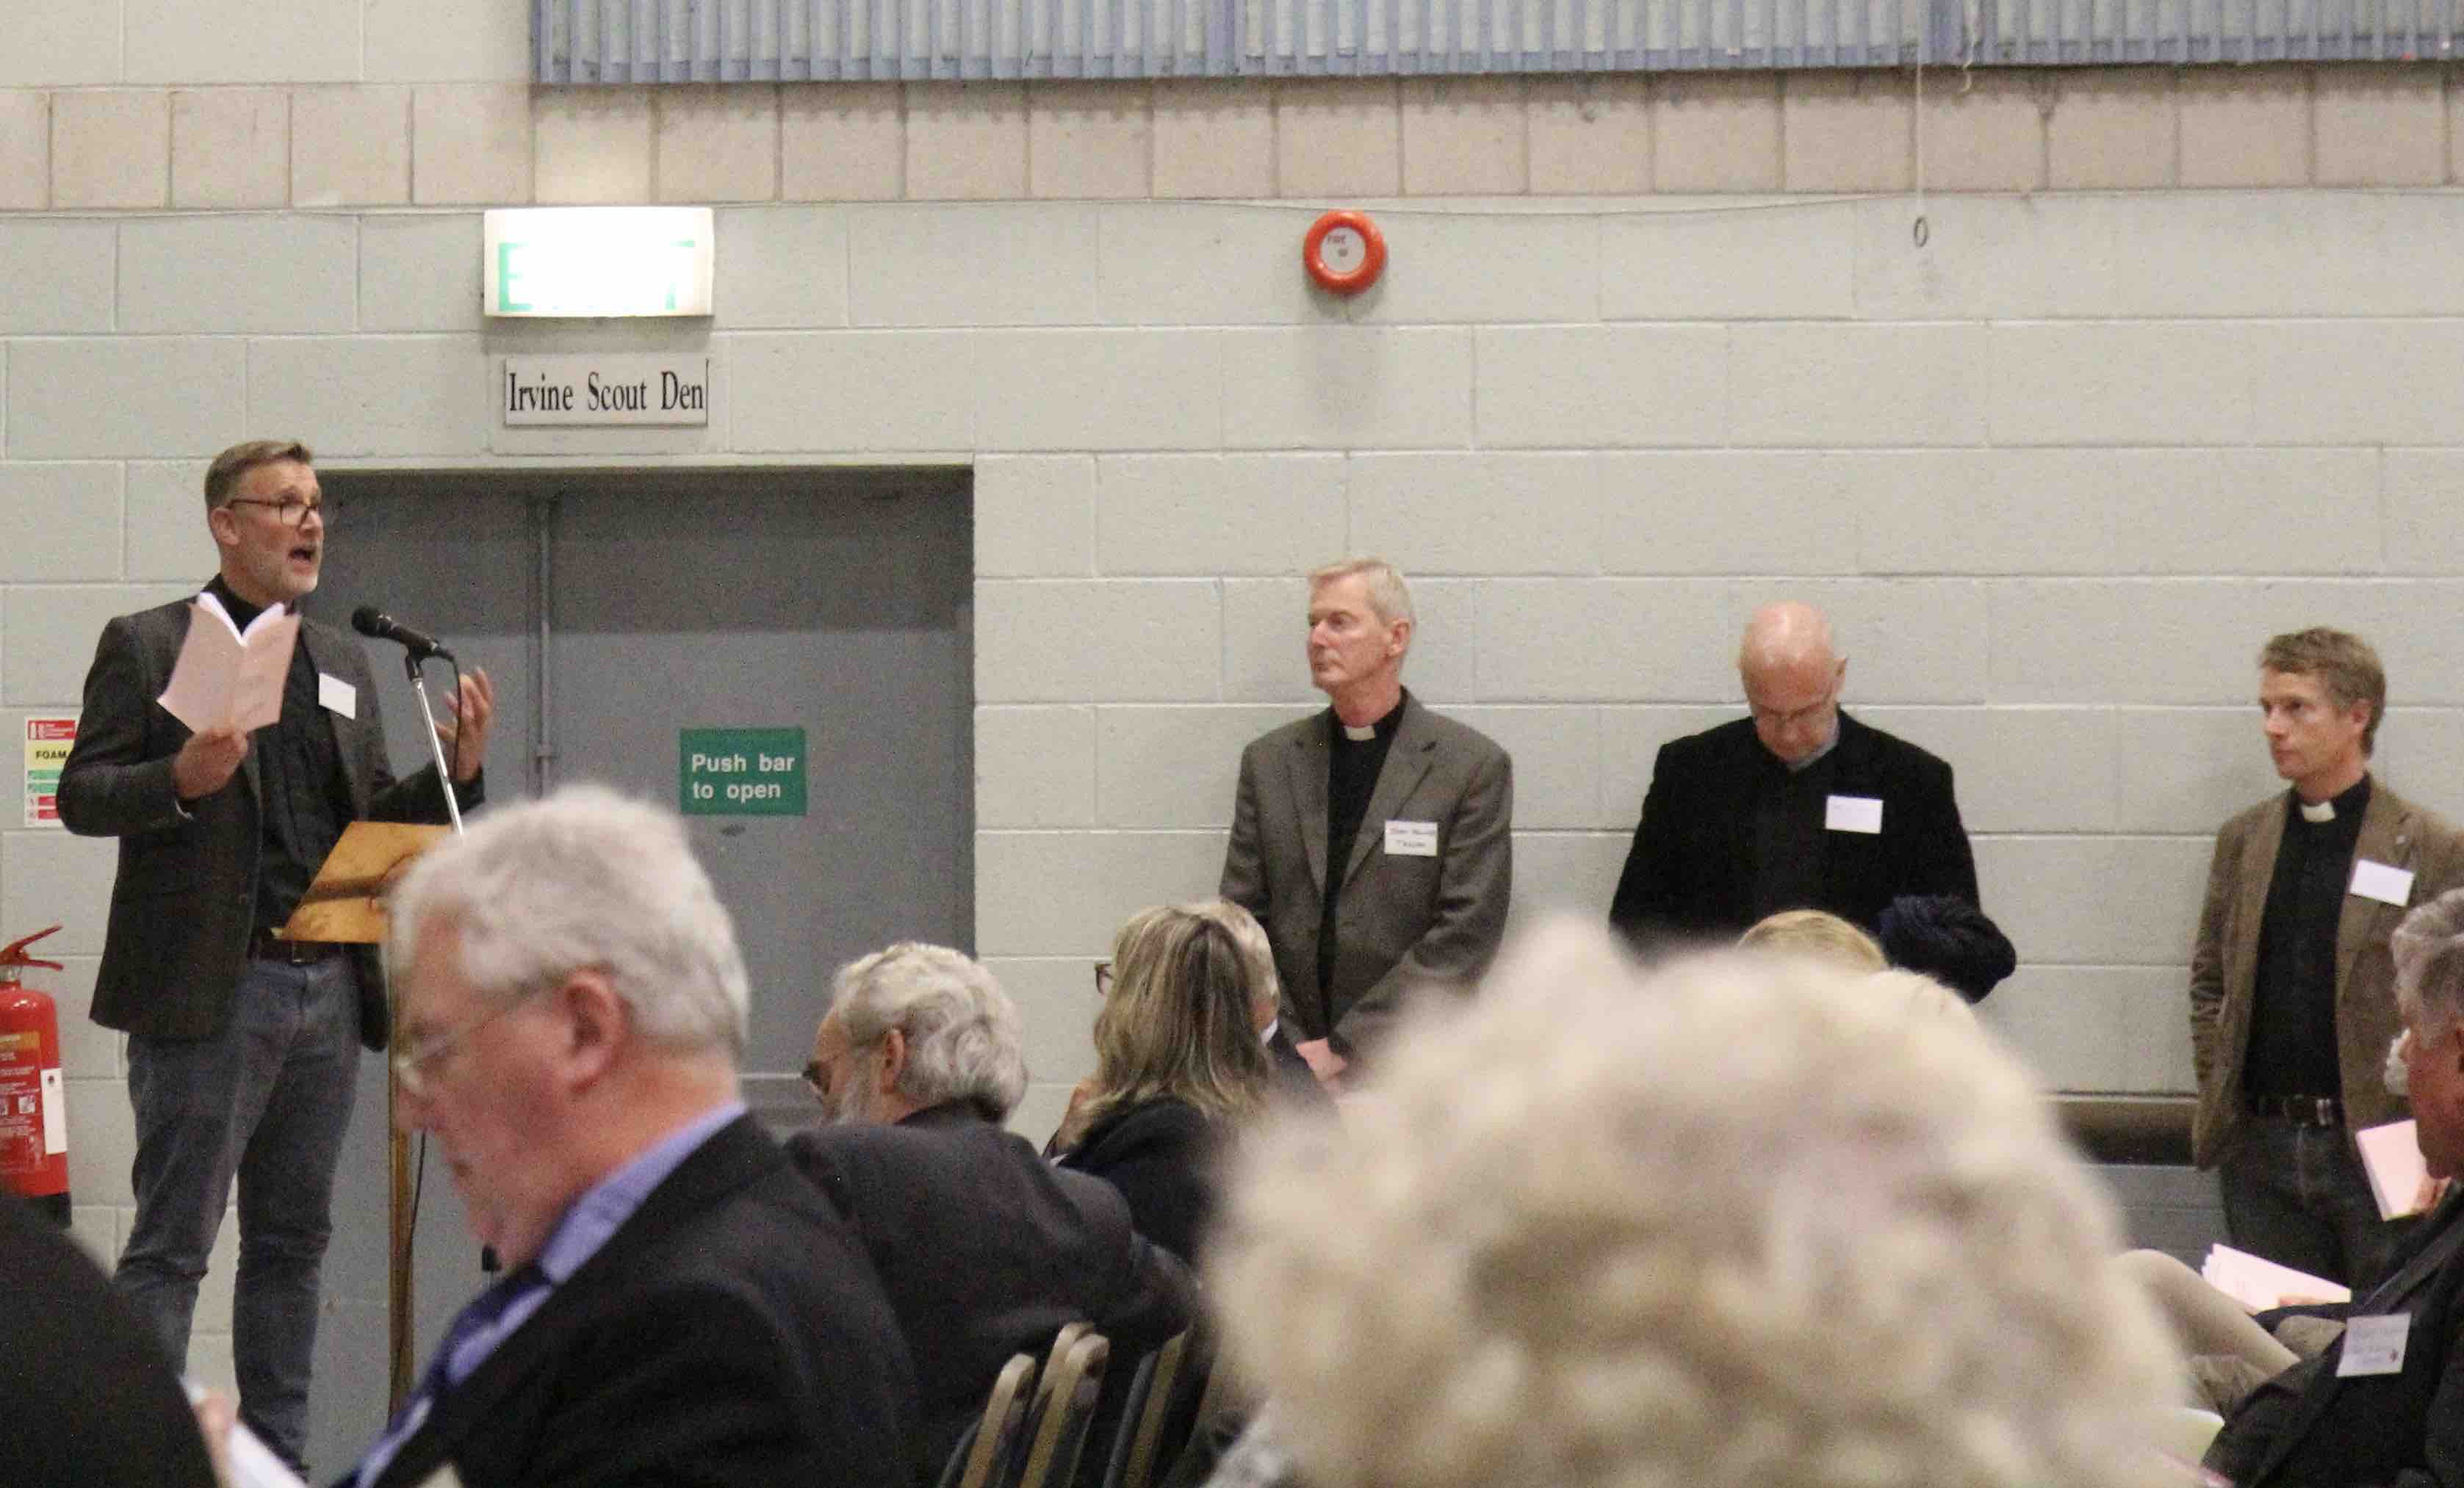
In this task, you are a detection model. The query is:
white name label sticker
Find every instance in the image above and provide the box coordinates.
[1384,820,1438,857]
[2337,1313,2411,1377]
[2352,859,2416,908]
[1824,795,1884,834]
[317,673,357,720]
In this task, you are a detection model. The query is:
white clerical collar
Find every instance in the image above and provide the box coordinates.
[1341,723,1377,742]
[2299,798,2337,824]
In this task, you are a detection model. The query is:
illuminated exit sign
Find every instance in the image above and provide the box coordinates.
[482,208,714,318]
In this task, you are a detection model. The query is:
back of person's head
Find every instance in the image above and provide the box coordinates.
[2397,889,2464,1033]
[389,784,749,1059]
[1073,902,1273,1141]
[1184,898,1281,1031]
[1210,920,2179,1488]
[1738,908,1886,972]
[831,942,1028,1122]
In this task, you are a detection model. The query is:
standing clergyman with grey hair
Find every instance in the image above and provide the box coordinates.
[328,786,916,1488]
[1219,558,1513,1088]
[789,943,1195,1481]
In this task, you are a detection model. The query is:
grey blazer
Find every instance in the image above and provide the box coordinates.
[57,594,469,1050]
[1220,698,1512,1055]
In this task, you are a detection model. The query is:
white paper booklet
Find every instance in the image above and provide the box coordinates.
[158,593,299,734]
[184,1382,309,1488]
[2355,1118,2435,1221]
[2200,1243,2352,1312]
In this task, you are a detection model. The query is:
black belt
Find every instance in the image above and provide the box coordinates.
[2248,1094,2344,1127]
[251,928,343,965]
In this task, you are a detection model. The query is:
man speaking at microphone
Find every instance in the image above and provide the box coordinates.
[58,438,493,1475]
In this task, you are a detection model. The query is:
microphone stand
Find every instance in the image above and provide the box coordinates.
[389,648,470,1412]
[403,651,466,834]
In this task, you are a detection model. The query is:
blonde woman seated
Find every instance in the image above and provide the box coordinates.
[1050,900,1276,1263]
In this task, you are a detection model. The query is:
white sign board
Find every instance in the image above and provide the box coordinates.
[483,208,714,318]
[500,355,714,426]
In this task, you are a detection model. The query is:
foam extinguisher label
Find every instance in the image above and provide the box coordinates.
[39,1067,64,1155]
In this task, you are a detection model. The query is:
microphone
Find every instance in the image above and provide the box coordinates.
[351,606,455,662]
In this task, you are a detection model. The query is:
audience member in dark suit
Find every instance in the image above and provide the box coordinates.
[788,941,1197,1480]
[2208,885,2464,1487]
[298,787,915,1488]
[0,1193,217,1488]
[1052,901,1278,1263]
[1607,602,1981,953]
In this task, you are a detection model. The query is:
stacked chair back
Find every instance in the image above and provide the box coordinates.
[1012,1332,1113,1488]
[1102,1331,1191,1488]
[945,1353,1042,1488]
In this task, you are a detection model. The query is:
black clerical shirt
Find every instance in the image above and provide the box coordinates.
[203,578,354,938]
[1748,743,1840,923]
[2244,775,2372,1102]
[1316,692,1408,1016]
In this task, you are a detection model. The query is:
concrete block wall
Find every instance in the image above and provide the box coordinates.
[4,10,2462,1301]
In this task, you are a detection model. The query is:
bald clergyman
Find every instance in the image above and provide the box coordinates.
[1607,602,1982,953]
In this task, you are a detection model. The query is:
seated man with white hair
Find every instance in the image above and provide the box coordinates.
[342,785,918,1488]
[1206,922,2186,1488]
[2203,884,2464,1487]
[790,942,1197,1482]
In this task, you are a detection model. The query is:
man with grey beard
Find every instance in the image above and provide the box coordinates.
[788,943,1195,1483]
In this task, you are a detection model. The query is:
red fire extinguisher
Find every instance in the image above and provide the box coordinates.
[0,925,70,1226]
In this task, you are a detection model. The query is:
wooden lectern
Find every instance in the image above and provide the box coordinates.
[278,820,450,1412]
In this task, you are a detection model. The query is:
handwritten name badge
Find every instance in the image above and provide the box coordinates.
[1824,795,1884,834]
[2337,1313,2411,1377]
[317,673,358,720]
[1384,820,1438,857]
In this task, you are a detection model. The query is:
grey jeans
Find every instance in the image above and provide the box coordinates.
[2219,1115,2418,1296]
[114,954,361,1473]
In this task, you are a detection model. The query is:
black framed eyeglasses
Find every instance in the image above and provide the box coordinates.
[1093,961,1114,997]
[223,493,330,527]
[801,1060,829,1103]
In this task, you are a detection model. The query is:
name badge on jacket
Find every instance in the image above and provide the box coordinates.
[1385,820,1438,857]
[2336,1313,2411,1377]
[318,673,358,719]
[1824,795,1884,834]
[2351,859,2416,908]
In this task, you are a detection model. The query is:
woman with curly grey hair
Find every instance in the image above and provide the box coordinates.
[1205,920,2185,1488]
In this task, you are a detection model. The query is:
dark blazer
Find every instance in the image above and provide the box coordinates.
[0,1193,217,1488]
[2189,780,2464,1169]
[1607,712,1979,950]
[1053,1097,1220,1265]
[362,1114,918,1488]
[57,593,472,1050]
[2208,1188,2464,1487]
[788,1102,1197,1478]
[1220,698,1513,1055]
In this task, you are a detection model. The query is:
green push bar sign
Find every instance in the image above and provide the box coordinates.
[681,728,806,816]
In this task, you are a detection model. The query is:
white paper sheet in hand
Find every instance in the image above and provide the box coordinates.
[2356,1119,2434,1220]
[158,596,299,734]
[2200,1243,2352,1311]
